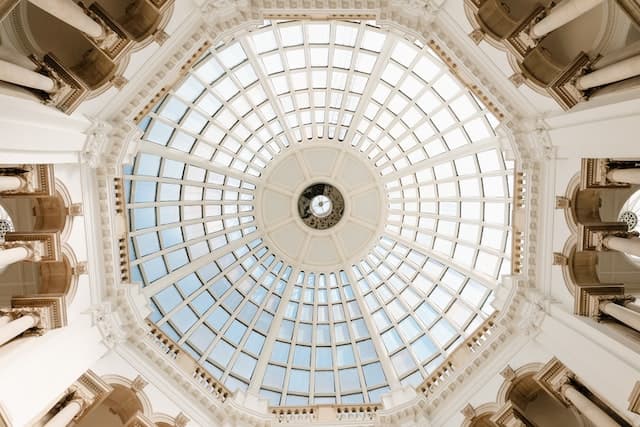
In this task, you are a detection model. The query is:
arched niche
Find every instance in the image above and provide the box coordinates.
[23,2,116,91]
[495,364,588,427]
[461,402,500,427]
[0,243,80,305]
[74,379,151,427]
[88,0,172,44]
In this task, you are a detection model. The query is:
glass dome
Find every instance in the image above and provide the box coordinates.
[124,20,514,406]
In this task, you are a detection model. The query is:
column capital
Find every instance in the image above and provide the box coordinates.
[574,284,625,316]
[491,401,534,427]
[1,240,45,262]
[10,294,67,329]
[592,230,638,252]
[0,307,50,336]
[534,358,575,407]
[0,164,55,197]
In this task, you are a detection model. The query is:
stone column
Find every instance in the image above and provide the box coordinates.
[576,55,640,90]
[602,235,640,257]
[606,168,640,185]
[0,245,33,269]
[531,0,604,39]
[43,398,84,427]
[0,313,38,346]
[0,176,26,192]
[0,59,56,92]
[560,382,619,427]
[600,300,640,333]
[28,0,103,39]
[0,46,37,71]
[0,314,10,327]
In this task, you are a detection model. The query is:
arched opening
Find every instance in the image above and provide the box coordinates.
[25,3,116,90]
[75,384,145,427]
[506,373,588,427]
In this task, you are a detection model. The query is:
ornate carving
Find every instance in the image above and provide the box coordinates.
[461,403,476,419]
[574,284,625,316]
[174,412,189,427]
[555,196,570,209]
[491,401,534,426]
[131,375,148,392]
[500,365,517,382]
[112,75,129,89]
[552,252,568,266]
[11,294,67,329]
[33,54,88,114]
[0,164,55,197]
[509,72,525,87]
[91,302,127,348]
[80,2,130,59]
[68,203,84,216]
[3,232,61,263]
[84,120,112,169]
[469,28,484,44]
[153,30,170,45]
[534,358,575,407]
[73,261,89,275]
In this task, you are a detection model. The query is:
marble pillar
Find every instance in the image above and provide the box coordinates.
[531,0,604,39]
[28,0,103,38]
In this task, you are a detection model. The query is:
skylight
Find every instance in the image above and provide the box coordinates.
[125,20,514,406]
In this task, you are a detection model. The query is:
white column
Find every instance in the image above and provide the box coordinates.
[0,46,37,71]
[603,235,640,257]
[0,176,24,192]
[561,383,620,427]
[600,301,640,333]
[594,40,640,70]
[0,323,107,427]
[28,0,103,39]
[606,168,640,185]
[42,399,83,427]
[0,314,10,327]
[531,0,604,39]
[0,246,32,269]
[0,59,55,93]
[0,314,38,346]
[576,55,640,90]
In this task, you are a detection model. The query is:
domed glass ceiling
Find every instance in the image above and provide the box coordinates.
[124,19,514,407]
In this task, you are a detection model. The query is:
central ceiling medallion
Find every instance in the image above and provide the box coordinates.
[256,141,385,270]
[298,183,345,230]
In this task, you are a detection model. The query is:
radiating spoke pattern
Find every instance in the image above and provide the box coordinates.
[124,20,514,406]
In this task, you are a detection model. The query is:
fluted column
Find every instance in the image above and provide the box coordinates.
[43,398,83,427]
[602,235,640,257]
[0,59,55,92]
[560,383,619,427]
[0,313,38,346]
[531,0,604,39]
[28,0,103,39]
[576,55,640,90]
[600,300,640,333]
[606,168,640,185]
